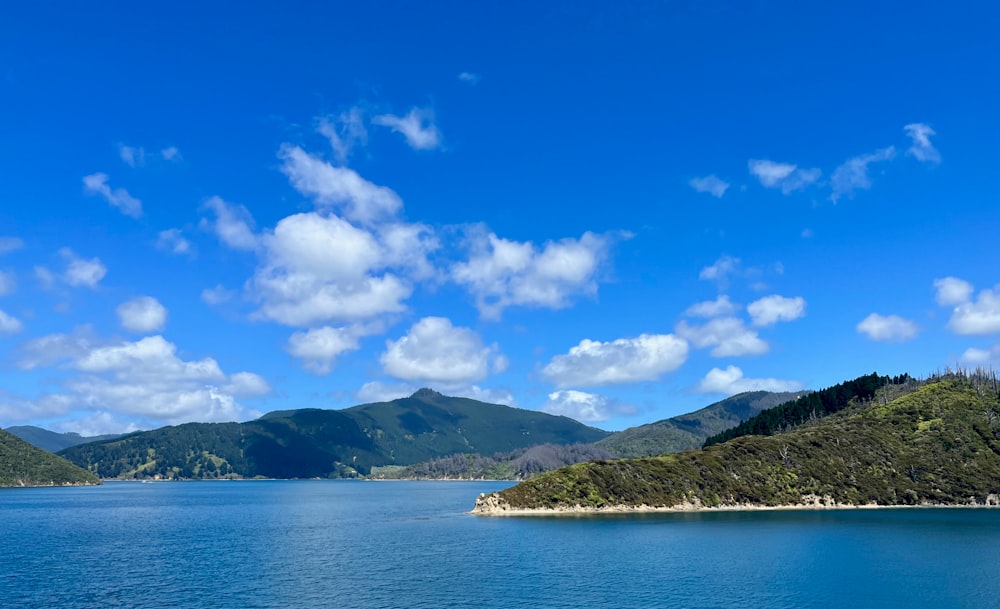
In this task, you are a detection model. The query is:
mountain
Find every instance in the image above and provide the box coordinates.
[596,391,809,458]
[474,373,1000,513]
[5,426,123,453]
[0,428,101,487]
[60,389,610,479]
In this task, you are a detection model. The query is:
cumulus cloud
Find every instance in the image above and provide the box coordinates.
[201,284,236,306]
[452,228,622,320]
[279,144,403,224]
[695,365,804,395]
[748,160,821,194]
[11,333,269,430]
[160,146,181,161]
[201,196,258,251]
[685,295,739,318]
[675,317,769,357]
[934,276,973,306]
[116,296,168,333]
[856,313,919,342]
[747,295,806,326]
[317,108,368,163]
[118,144,146,168]
[372,107,442,150]
[458,72,481,84]
[698,255,740,286]
[0,237,24,254]
[689,175,730,198]
[380,317,505,384]
[541,390,636,423]
[82,172,143,218]
[830,147,895,202]
[286,325,364,375]
[961,344,1000,366]
[156,229,194,256]
[541,334,688,388]
[41,248,107,289]
[0,309,22,334]
[247,211,433,326]
[946,286,1000,335]
[904,123,940,164]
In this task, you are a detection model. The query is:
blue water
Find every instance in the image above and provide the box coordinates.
[2,481,999,609]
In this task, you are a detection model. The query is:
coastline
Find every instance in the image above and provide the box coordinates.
[471,492,1000,516]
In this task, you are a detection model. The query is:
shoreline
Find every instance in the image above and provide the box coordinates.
[472,492,1000,516]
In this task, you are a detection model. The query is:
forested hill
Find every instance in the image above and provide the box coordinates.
[59,389,610,480]
[597,390,809,458]
[0,428,101,487]
[474,374,1000,513]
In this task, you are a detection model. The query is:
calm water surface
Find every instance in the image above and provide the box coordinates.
[2,481,999,608]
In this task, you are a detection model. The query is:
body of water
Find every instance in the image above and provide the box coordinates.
[2,480,999,608]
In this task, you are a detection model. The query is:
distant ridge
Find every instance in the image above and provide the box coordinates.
[5,425,123,453]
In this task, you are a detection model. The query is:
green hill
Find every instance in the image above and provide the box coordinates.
[5,425,123,453]
[474,374,1000,513]
[60,389,610,480]
[596,390,809,458]
[0,428,101,487]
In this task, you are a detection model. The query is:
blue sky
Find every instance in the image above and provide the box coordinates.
[2,2,999,435]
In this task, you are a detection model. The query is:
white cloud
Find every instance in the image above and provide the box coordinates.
[830,147,896,202]
[58,248,107,288]
[248,211,430,326]
[695,365,804,395]
[82,172,143,218]
[960,344,1000,366]
[0,309,22,334]
[286,325,363,375]
[748,160,821,194]
[56,411,143,437]
[11,333,270,429]
[934,276,973,306]
[118,144,146,167]
[160,146,181,161]
[201,284,236,305]
[684,295,739,318]
[0,270,15,296]
[698,255,740,285]
[541,390,636,423]
[116,296,168,333]
[541,333,689,388]
[676,317,769,357]
[856,313,919,342]
[201,196,258,251]
[452,228,621,320]
[689,175,730,198]
[372,107,442,150]
[0,237,24,254]
[458,72,481,84]
[17,326,100,369]
[747,295,806,326]
[317,108,368,163]
[156,229,194,256]
[279,144,403,224]
[904,123,940,164]
[380,317,504,384]
[946,286,1000,335]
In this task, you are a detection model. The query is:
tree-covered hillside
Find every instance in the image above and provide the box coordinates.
[60,389,610,479]
[475,373,1000,513]
[0,428,101,487]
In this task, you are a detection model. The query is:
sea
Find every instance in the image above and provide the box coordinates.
[2,480,999,609]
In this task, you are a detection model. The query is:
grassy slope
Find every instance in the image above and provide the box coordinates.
[596,391,808,458]
[60,390,610,479]
[484,378,1000,511]
[0,428,101,487]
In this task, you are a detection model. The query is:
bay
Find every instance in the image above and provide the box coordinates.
[2,480,999,609]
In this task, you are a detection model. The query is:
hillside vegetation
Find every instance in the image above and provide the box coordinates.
[0,428,101,487]
[598,391,808,458]
[60,389,609,479]
[475,374,1000,513]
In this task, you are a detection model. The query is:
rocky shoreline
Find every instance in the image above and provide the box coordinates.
[471,491,1000,516]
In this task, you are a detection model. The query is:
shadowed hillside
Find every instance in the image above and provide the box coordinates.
[1,428,101,487]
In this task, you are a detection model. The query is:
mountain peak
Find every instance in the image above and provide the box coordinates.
[410,388,443,400]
